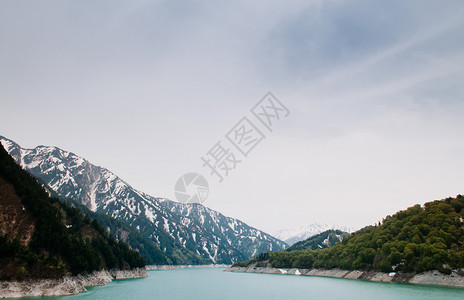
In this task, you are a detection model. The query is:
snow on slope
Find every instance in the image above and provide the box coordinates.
[0,136,286,264]
[273,223,355,246]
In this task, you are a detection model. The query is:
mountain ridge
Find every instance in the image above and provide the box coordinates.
[0,136,286,264]
[0,143,146,280]
[273,223,355,245]
[286,229,350,251]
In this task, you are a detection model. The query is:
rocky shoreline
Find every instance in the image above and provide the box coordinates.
[0,268,148,298]
[146,264,230,270]
[226,263,464,288]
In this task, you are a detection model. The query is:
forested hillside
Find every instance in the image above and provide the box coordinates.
[236,196,464,274]
[48,189,170,266]
[1,136,286,265]
[0,143,145,280]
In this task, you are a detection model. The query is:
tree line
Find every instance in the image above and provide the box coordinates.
[235,195,464,274]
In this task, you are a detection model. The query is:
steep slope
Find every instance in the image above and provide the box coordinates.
[237,196,464,274]
[0,143,145,280]
[286,229,349,251]
[159,200,284,261]
[0,136,286,264]
[58,195,170,265]
[273,223,355,245]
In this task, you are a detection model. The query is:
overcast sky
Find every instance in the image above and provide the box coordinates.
[1,0,464,234]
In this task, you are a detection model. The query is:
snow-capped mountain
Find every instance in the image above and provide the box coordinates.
[0,136,286,264]
[286,229,350,251]
[273,223,355,246]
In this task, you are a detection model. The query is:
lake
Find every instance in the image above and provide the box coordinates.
[22,268,464,300]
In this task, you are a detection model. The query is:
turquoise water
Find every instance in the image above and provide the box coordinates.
[23,268,464,300]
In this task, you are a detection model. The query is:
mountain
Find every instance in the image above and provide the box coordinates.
[273,223,355,245]
[286,229,350,251]
[38,179,169,265]
[62,196,170,265]
[0,136,286,264]
[0,143,145,280]
[237,195,464,274]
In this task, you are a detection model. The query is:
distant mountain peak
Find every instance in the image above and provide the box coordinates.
[273,223,355,245]
[286,229,350,251]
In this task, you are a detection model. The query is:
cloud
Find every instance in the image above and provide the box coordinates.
[1,0,464,232]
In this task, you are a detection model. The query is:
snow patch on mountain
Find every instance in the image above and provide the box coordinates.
[0,135,287,264]
[273,223,355,246]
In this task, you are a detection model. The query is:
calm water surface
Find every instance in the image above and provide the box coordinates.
[22,268,464,300]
